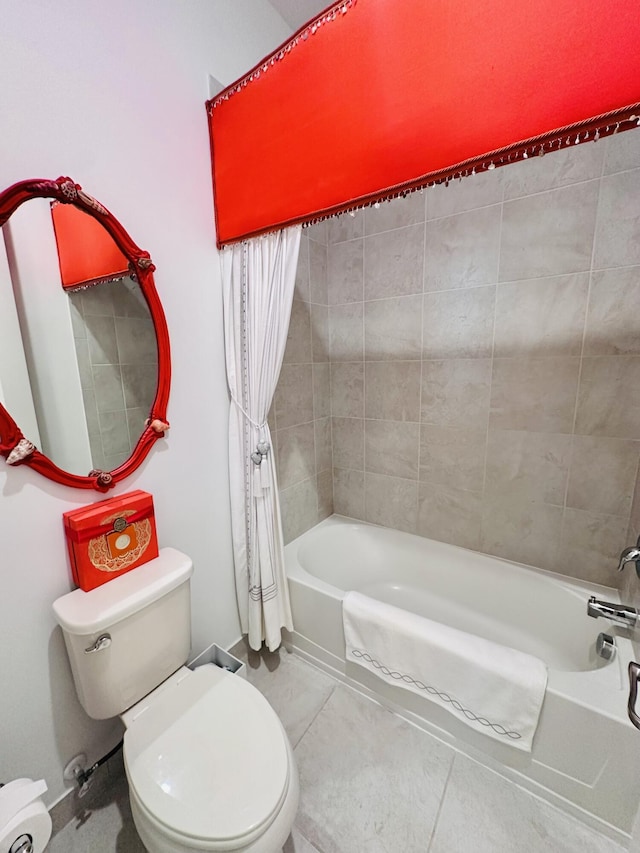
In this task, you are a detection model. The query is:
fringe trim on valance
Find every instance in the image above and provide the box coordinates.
[63,273,130,292]
[206,0,357,113]
[218,107,640,246]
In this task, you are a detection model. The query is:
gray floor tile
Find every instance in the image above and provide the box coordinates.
[294,684,454,853]
[47,655,630,853]
[429,755,626,853]
[245,645,337,747]
[285,826,324,852]
[48,770,145,853]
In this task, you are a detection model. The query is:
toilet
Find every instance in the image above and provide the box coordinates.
[52,548,299,853]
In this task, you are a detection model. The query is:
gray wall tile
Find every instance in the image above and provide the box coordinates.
[309,304,329,363]
[566,436,640,516]
[116,316,157,364]
[283,299,312,364]
[417,482,483,550]
[485,430,571,506]
[365,294,423,360]
[364,472,418,533]
[365,361,422,421]
[87,315,119,365]
[294,234,310,302]
[314,417,332,474]
[332,417,364,470]
[490,357,580,433]
[502,142,603,199]
[419,424,486,492]
[494,274,588,358]
[330,362,364,418]
[329,302,363,361]
[584,267,640,356]
[481,496,563,571]
[364,191,425,234]
[427,169,503,219]
[277,422,316,489]
[327,239,363,305]
[364,419,420,480]
[421,359,492,428]
[593,169,640,269]
[423,286,495,359]
[500,181,599,281]
[309,240,328,304]
[575,356,640,439]
[559,508,629,585]
[276,139,640,586]
[281,477,319,544]
[328,209,364,243]
[365,223,424,300]
[603,127,640,175]
[333,467,365,519]
[312,364,330,419]
[424,204,501,292]
[275,364,314,428]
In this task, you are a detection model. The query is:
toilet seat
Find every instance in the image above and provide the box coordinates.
[123,665,290,848]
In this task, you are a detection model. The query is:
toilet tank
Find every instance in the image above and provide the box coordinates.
[53,548,193,720]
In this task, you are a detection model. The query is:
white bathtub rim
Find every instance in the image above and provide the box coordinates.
[287,514,623,601]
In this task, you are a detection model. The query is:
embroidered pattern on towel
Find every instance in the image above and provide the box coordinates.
[351,648,522,741]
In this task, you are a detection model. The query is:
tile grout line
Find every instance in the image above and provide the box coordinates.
[557,137,607,563]
[417,198,428,535]
[291,680,337,753]
[478,180,505,549]
[361,219,367,523]
[425,751,458,852]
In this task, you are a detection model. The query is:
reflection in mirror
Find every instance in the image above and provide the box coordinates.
[1,200,158,476]
[68,278,158,472]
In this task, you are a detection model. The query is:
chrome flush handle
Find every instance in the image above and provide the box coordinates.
[84,633,111,654]
[629,662,640,731]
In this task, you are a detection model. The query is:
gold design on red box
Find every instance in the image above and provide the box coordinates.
[87,508,152,573]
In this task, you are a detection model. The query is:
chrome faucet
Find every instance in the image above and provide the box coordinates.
[587,596,638,629]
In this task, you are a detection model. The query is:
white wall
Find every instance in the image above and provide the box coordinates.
[0,0,290,806]
[7,201,93,473]
[0,237,41,444]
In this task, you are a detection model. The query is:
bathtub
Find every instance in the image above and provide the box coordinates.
[285,516,639,843]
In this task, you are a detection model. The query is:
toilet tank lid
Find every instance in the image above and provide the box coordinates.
[52,547,193,635]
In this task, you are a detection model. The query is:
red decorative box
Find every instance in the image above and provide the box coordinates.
[63,490,158,591]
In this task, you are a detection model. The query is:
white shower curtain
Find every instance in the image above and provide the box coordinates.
[221,226,301,651]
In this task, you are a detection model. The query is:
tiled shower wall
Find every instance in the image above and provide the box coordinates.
[276,129,640,589]
[273,226,334,542]
[70,277,158,471]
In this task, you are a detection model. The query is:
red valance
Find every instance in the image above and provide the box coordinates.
[51,201,130,290]
[207,0,640,247]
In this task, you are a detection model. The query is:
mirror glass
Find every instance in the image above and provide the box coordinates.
[0,200,158,476]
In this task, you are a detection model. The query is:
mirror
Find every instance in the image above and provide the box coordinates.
[0,177,170,491]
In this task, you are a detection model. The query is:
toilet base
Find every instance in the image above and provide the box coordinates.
[128,734,299,853]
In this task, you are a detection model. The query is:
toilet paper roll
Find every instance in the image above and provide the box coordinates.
[0,779,52,853]
[0,802,52,853]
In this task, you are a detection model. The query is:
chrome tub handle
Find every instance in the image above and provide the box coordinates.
[629,662,640,730]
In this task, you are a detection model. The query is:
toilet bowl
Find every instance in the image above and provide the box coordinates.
[52,548,299,853]
[123,665,299,853]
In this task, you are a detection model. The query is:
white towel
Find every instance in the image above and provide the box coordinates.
[343,591,547,752]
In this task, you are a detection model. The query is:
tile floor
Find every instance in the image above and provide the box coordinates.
[49,648,628,852]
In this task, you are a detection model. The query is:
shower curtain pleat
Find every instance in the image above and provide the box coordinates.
[221,226,301,651]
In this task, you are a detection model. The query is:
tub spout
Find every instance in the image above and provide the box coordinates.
[587,596,638,629]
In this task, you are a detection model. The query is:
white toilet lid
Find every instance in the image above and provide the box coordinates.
[123,665,290,845]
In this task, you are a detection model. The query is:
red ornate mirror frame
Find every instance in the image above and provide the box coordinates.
[0,177,170,492]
